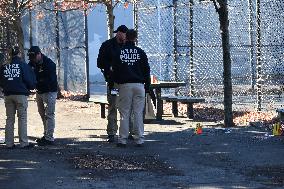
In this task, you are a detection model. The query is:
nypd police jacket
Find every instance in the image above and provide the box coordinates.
[0,56,36,96]
[112,41,151,92]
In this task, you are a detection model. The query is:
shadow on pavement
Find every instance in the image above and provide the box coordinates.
[0,125,283,189]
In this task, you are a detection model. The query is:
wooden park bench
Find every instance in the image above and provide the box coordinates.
[161,96,205,119]
[89,95,108,119]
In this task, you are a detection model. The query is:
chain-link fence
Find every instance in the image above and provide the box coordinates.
[135,0,284,111]
[1,3,88,94]
[23,3,88,93]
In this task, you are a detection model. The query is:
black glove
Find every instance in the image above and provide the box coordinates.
[108,81,114,90]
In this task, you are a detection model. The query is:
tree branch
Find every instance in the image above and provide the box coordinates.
[211,0,220,13]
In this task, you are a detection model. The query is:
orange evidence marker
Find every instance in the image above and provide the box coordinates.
[195,123,203,135]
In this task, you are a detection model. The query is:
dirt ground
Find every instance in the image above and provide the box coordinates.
[0,98,283,189]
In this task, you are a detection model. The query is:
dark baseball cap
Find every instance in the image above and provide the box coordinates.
[113,25,128,33]
[27,46,41,57]
[11,46,20,56]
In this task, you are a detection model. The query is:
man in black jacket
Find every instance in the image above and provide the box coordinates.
[0,46,36,148]
[28,46,58,146]
[97,25,128,142]
[113,29,151,147]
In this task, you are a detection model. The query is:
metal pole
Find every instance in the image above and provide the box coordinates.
[248,0,255,90]
[84,8,90,99]
[189,0,194,96]
[173,0,178,82]
[133,1,138,45]
[256,0,262,111]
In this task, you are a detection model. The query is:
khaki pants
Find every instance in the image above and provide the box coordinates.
[4,95,29,147]
[106,83,134,136]
[106,83,118,136]
[117,83,145,144]
[36,92,57,141]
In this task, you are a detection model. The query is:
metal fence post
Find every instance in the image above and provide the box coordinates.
[84,8,90,99]
[189,0,195,96]
[256,0,262,111]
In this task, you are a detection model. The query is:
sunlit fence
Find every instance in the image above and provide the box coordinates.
[0,3,88,94]
[134,0,284,111]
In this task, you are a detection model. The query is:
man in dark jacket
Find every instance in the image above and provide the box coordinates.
[113,29,151,147]
[28,46,58,146]
[0,46,36,148]
[97,25,128,142]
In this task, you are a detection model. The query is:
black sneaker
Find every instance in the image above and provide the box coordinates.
[37,138,54,146]
[128,135,134,140]
[36,136,45,143]
[21,143,35,149]
[108,135,115,143]
[6,144,16,149]
[116,143,126,148]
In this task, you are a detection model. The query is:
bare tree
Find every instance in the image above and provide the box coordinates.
[101,0,132,39]
[1,0,31,53]
[0,0,134,51]
[35,0,134,39]
[201,0,234,127]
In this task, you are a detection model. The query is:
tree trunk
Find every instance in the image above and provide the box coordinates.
[106,3,114,39]
[13,16,25,58]
[55,8,62,89]
[29,8,33,47]
[217,0,234,127]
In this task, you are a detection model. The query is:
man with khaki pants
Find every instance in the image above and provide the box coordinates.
[112,29,151,147]
[0,46,36,148]
[28,46,58,146]
[97,25,129,142]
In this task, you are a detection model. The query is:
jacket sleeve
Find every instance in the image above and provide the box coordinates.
[46,59,57,90]
[97,41,112,82]
[22,62,36,90]
[97,42,106,70]
[0,65,4,88]
[97,42,111,71]
[141,51,151,92]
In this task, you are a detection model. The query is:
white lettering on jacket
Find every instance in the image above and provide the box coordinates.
[120,48,140,65]
[3,64,20,80]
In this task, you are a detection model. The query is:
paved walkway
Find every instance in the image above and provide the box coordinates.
[0,99,283,189]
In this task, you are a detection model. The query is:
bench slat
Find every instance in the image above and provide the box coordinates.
[89,97,108,104]
[161,96,205,103]
[160,96,205,119]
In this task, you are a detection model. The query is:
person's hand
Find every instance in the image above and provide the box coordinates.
[29,89,36,95]
[103,72,109,82]
[108,81,114,90]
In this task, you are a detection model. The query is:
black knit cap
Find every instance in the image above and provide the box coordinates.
[126,29,137,41]
[27,46,41,57]
[113,25,128,33]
